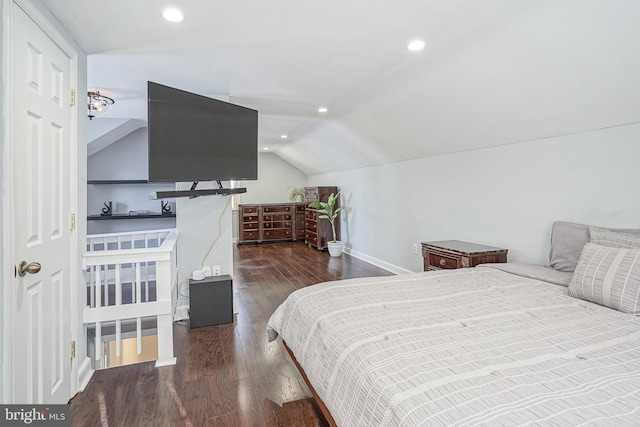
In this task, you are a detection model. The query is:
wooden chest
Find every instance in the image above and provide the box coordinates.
[422,240,508,271]
[304,186,339,250]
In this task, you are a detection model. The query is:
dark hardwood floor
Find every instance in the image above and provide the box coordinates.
[70,241,392,426]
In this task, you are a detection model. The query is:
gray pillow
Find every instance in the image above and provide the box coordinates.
[549,221,590,272]
[568,243,640,314]
[590,227,640,249]
[549,221,640,272]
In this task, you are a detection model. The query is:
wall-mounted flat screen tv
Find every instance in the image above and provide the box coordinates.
[147,81,258,183]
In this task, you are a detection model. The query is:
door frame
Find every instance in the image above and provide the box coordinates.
[2,0,81,403]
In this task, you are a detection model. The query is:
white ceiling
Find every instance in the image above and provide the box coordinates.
[40,0,640,175]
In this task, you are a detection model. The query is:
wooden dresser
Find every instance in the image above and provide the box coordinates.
[238,202,306,244]
[304,186,339,250]
[422,240,508,271]
[294,203,306,240]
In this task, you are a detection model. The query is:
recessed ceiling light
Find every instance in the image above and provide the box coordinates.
[264,147,269,150]
[318,107,328,113]
[162,8,185,22]
[280,134,288,139]
[407,39,426,52]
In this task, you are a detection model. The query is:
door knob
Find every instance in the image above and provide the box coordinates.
[17,261,41,277]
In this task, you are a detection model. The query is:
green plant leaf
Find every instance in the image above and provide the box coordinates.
[288,186,305,202]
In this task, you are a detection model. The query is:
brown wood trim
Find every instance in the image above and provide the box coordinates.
[283,341,338,427]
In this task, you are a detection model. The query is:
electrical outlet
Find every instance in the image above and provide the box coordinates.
[212,265,221,276]
[412,243,419,255]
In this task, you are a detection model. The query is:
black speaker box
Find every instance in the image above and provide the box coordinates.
[189,274,233,328]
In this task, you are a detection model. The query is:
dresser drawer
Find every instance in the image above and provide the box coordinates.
[427,251,460,270]
[306,233,318,245]
[242,222,258,230]
[241,230,259,241]
[263,229,292,240]
[242,214,258,222]
[242,206,258,214]
[263,205,291,213]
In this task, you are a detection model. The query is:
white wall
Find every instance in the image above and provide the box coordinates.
[175,182,234,320]
[234,152,308,205]
[87,127,176,234]
[231,152,308,240]
[88,127,148,180]
[310,123,640,274]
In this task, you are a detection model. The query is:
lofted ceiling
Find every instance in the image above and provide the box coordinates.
[40,0,640,175]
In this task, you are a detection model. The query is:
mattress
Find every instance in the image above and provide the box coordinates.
[267,267,640,426]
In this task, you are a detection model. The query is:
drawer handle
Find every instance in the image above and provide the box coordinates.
[439,258,446,266]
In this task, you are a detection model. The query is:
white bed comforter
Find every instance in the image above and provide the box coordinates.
[267,267,640,427]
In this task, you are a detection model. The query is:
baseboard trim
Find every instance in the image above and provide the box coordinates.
[77,357,94,392]
[343,247,414,275]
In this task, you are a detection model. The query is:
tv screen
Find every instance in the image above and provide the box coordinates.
[147,81,258,182]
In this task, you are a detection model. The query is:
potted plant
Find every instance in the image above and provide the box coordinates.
[309,192,344,256]
[288,187,305,202]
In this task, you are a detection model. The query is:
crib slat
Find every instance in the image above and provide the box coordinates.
[115,264,122,306]
[96,265,102,309]
[135,263,142,305]
[115,320,121,358]
[89,240,95,307]
[95,321,102,362]
[137,317,142,355]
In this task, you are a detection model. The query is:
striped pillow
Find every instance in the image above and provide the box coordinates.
[568,243,640,314]
[589,226,640,249]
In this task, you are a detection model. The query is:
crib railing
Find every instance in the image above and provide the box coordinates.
[83,229,178,368]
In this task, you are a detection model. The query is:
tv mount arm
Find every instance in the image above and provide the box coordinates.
[148,180,246,200]
[188,180,223,197]
[190,180,223,190]
[189,181,199,199]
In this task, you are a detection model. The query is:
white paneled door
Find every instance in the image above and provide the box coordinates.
[10,3,75,404]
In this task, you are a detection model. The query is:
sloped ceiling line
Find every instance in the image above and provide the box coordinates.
[87,119,146,156]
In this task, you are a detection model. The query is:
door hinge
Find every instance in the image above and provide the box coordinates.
[70,341,76,359]
[69,213,75,231]
[69,89,75,106]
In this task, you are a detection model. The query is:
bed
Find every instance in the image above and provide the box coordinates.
[267,222,640,426]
